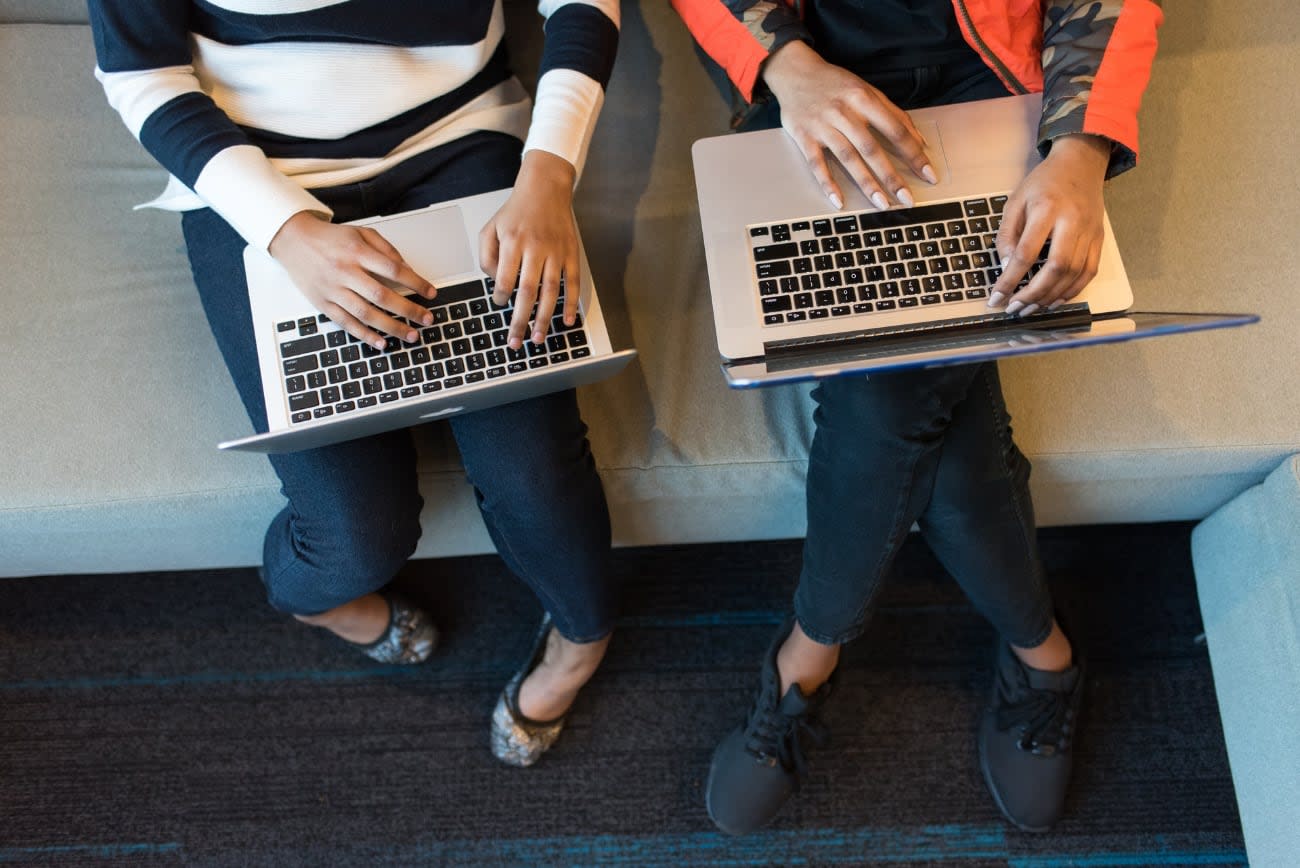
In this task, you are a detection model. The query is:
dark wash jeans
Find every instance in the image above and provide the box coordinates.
[181,132,615,642]
[745,58,1055,649]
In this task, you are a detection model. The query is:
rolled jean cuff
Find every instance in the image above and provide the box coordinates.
[792,610,864,647]
[1001,602,1056,650]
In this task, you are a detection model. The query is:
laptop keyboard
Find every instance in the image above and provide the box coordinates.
[275,278,590,425]
[748,195,1047,327]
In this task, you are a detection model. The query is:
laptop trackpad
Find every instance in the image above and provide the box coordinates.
[373,204,476,283]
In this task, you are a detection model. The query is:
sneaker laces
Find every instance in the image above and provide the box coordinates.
[742,690,829,784]
[996,678,1076,756]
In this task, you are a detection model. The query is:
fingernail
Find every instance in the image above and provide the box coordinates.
[422,313,433,326]
[406,330,417,342]
[1018,303,1040,318]
[871,192,888,210]
[533,332,544,343]
[897,188,915,207]
[373,339,386,350]
[921,165,938,184]
[1049,299,1064,310]
[829,192,843,210]
[1005,300,1024,316]
[987,291,1006,308]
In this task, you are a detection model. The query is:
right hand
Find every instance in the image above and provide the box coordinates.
[761,41,938,210]
[268,211,437,351]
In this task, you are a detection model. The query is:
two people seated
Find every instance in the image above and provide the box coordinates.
[87,0,1161,835]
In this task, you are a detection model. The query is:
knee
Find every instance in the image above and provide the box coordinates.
[263,495,424,614]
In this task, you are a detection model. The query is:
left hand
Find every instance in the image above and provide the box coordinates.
[479,149,580,350]
[989,134,1111,316]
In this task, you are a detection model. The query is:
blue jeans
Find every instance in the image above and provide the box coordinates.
[747,59,1055,649]
[181,133,615,642]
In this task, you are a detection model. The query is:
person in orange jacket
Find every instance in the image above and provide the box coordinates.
[672,0,1162,835]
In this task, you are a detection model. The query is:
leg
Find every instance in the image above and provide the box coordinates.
[787,365,985,675]
[917,362,1068,665]
[449,388,614,720]
[181,208,425,633]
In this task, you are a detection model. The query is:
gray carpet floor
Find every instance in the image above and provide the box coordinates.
[0,523,1244,866]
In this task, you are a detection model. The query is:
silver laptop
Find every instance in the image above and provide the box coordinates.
[691,93,1255,387]
[219,188,636,452]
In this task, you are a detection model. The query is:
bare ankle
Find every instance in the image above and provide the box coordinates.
[1012,620,1074,673]
[776,621,840,695]
[294,593,389,645]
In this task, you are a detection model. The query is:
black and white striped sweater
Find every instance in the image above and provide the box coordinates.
[87,0,620,251]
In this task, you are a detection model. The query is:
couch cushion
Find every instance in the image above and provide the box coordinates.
[1191,454,1300,868]
[0,1,86,24]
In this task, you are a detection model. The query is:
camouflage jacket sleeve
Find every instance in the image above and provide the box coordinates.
[670,0,812,104]
[1039,0,1164,178]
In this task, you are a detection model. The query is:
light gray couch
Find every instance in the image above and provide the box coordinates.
[3,0,1296,576]
[3,0,1297,863]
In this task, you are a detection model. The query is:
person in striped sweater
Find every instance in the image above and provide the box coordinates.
[88,0,621,767]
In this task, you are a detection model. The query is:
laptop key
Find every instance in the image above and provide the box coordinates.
[943,291,964,302]
[285,376,306,394]
[876,299,897,310]
[465,372,486,383]
[756,261,792,279]
[401,386,421,398]
[899,297,919,308]
[921,294,941,305]
[753,243,798,262]
[312,406,332,418]
[382,372,402,390]
[358,396,378,408]
[764,314,784,325]
[342,382,362,399]
[280,336,325,358]
[379,391,399,404]
[291,411,312,424]
[422,382,443,393]
[809,308,829,319]
[307,371,327,389]
[289,392,319,412]
[853,302,874,314]
[508,362,528,373]
[488,367,508,378]
[362,376,382,395]
[830,305,851,317]
[529,357,549,369]
[335,401,356,414]
[571,347,591,359]
[283,356,318,376]
[786,310,807,322]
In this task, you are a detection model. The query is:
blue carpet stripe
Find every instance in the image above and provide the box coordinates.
[1008,852,1248,867]
[0,843,182,862]
[405,825,1009,865]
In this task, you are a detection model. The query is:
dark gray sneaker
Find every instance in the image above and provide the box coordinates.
[978,639,1084,832]
[705,621,832,835]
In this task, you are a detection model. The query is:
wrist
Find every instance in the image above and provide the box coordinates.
[518,148,577,193]
[1048,134,1112,177]
[761,40,819,101]
[268,210,321,256]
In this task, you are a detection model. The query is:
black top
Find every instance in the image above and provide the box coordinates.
[803,0,982,75]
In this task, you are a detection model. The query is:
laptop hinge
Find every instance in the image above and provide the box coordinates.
[763,302,1095,356]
